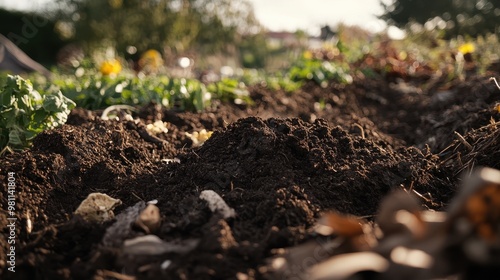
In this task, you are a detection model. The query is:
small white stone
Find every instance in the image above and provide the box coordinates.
[161,158,181,164]
[199,190,236,219]
[161,260,172,270]
[147,199,158,205]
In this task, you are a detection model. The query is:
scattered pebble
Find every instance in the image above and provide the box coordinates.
[199,190,236,219]
[123,235,199,256]
[102,201,145,247]
[147,199,158,205]
[161,260,172,270]
[74,193,122,223]
[134,204,161,233]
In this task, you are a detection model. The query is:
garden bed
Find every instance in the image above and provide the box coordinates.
[1,73,500,279]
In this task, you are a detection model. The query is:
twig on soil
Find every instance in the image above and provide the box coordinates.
[400,182,440,208]
[357,215,374,220]
[411,189,441,208]
[101,105,137,121]
[96,270,136,280]
[119,153,133,166]
[468,162,476,177]
[353,123,365,139]
[408,181,415,192]
[278,151,289,162]
[131,191,144,201]
[0,145,13,156]
[453,131,472,151]
[489,77,500,90]
[399,181,414,194]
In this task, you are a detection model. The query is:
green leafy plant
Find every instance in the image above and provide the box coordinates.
[169,78,211,112]
[288,58,353,88]
[0,75,75,154]
[45,74,211,112]
[264,74,303,93]
[207,78,253,105]
[239,69,302,93]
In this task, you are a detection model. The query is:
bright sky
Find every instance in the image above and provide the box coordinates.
[251,0,390,35]
[0,0,393,35]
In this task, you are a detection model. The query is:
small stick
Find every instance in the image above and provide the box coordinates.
[101,105,137,120]
[412,189,439,208]
[97,270,136,280]
[454,131,473,151]
[353,123,365,139]
[490,77,500,90]
[131,191,143,201]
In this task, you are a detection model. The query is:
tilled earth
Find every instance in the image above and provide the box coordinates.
[2,74,500,279]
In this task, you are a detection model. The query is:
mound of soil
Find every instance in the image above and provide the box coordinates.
[1,73,499,279]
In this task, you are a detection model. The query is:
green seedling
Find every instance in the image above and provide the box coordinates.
[0,75,75,154]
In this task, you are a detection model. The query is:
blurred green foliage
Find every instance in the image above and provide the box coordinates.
[239,33,269,68]
[289,58,352,88]
[380,0,500,38]
[263,74,303,93]
[52,0,261,56]
[207,78,253,105]
[43,74,211,112]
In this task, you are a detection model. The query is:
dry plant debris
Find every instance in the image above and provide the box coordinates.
[269,167,500,280]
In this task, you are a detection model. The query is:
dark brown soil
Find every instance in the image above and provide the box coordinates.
[2,73,500,279]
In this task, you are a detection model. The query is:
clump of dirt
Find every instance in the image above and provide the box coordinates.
[173,117,450,214]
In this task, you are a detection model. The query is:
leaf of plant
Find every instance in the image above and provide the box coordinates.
[8,127,27,148]
[43,94,64,112]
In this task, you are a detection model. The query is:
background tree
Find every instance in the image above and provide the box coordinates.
[380,0,500,37]
[51,0,261,57]
[238,32,269,68]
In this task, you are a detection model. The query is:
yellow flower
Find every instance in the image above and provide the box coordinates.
[108,0,122,9]
[458,43,475,55]
[303,50,313,60]
[139,50,163,73]
[100,59,122,76]
[494,104,500,113]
